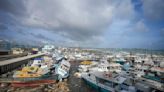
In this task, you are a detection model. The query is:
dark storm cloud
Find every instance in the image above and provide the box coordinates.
[1,0,111,41]
[0,0,137,47]
[22,0,113,41]
[21,0,135,42]
[0,0,27,16]
[142,0,164,21]
[29,33,55,42]
[0,0,28,35]
[0,0,134,42]
[1,0,163,49]
[161,28,164,36]
[0,24,8,31]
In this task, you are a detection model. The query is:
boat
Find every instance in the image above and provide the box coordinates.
[42,45,55,52]
[31,58,43,66]
[80,60,92,65]
[31,48,39,54]
[11,79,56,87]
[81,71,136,92]
[122,62,130,71]
[13,65,50,78]
[114,57,126,65]
[143,66,164,83]
[134,65,164,92]
[78,61,97,72]
[55,59,70,81]
[89,60,122,73]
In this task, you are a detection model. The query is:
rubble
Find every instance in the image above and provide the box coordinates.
[74,72,81,78]
[0,81,70,92]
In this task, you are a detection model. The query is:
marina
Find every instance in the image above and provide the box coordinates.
[0,46,164,92]
[0,0,164,92]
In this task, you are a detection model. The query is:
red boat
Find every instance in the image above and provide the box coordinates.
[11,79,56,87]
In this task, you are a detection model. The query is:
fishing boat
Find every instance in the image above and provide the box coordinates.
[81,71,136,92]
[134,62,164,92]
[78,61,97,72]
[31,58,43,66]
[143,66,164,83]
[11,79,56,87]
[122,62,130,71]
[114,57,127,65]
[13,65,50,78]
[55,59,70,81]
[89,61,122,73]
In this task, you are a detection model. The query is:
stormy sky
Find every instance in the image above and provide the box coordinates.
[0,0,164,49]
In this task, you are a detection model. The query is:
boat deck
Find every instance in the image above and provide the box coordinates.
[92,71,126,84]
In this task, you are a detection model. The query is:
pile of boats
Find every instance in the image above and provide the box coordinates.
[76,58,164,92]
[13,57,50,78]
[1,54,71,88]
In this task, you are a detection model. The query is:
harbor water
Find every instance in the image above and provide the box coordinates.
[68,61,97,92]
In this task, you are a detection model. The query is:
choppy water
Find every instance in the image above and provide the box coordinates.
[68,61,97,92]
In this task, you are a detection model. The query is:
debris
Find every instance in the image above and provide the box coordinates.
[74,72,81,78]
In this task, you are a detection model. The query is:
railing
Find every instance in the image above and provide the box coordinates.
[143,75,164,83]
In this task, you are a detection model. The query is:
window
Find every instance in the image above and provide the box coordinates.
[98,78,113,87]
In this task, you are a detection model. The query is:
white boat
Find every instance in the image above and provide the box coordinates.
[55,59,70,81]
[42,45,55,52]
[81,71,136,92]
[89,61,122,73]
[78,61,98,72]
[78,59,122,73]
[31,58,43,66]
[78,65,90,72]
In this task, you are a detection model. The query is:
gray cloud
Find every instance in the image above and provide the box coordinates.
[142,0,164,21]
[0,0,27,16]
[21,0,134,42]
[29,33,55,42]
[0,24,8,31]
[0,0,135,45]
[1,0,163,49]
[23,0,113,40]
[134,20,148,32]
[161,28,164,36]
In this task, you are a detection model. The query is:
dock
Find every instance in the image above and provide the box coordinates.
[0,52,28,61]
[0,53,45,74]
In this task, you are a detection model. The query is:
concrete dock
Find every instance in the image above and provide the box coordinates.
[0,52,28,61]
[0,53,45,74]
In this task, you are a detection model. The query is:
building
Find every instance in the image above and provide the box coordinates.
[0,40,11,55]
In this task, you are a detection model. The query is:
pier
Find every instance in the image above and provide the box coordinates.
[0,52,28,61]
[0,53,45,74]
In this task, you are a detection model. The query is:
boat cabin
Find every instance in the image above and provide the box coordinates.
[98,63,122,73]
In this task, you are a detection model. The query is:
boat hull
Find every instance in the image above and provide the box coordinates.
[82,77,111,92]
[11,79,56,87]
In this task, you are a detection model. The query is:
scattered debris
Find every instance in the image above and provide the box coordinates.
[0,81,70,92]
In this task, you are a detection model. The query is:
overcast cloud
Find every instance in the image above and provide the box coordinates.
[0,0,164,49]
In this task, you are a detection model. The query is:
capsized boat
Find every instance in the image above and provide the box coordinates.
[55,59,70,81]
